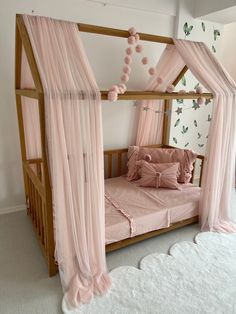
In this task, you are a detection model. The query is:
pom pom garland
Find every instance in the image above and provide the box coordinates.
[135,44,143,53]
[128,35,136,45]
[121,74,129,82]
[189,90,196,93]
[108,91,118,102]
[166,84,175,93]
[109,85,120,93]
[142,57,149,65]
[118,83,127,94]
[109,26,190,102]
[135,33,140,42]
[197,97,205,105]
[128,27,137,36]
[148,67,156,75]
[126,47,133,55]
[124,55,132,65]
[196,86,203,94]
[178,89,186,94]
[123,65,131,74]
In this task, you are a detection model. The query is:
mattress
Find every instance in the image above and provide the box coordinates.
[105,176,200,244]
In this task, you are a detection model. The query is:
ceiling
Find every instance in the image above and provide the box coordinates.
[200,6,236,24]
[194,0,236,24]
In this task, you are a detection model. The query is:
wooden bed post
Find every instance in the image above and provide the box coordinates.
[162,99,170,145]
[161,66,188,146]
[15,15,56,276]
[15,22,29,206]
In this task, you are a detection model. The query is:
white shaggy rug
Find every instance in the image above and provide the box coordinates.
[63,232,236,314]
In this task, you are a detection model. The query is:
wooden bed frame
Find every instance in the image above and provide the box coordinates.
[15,14,207,276]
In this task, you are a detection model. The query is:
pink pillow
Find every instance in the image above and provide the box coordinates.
[138,160,180,190]
[127,146,197,183]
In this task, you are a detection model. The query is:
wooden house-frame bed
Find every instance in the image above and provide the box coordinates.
[15,14,211,276]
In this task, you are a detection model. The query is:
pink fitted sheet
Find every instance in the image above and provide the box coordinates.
[105,176,200,244]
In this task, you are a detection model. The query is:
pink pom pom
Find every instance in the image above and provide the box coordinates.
[123,65,131,75]
[178,89,186,94]
[108,91,118,102]
[128,27,136,36]
[126,47,133,55]
[118,83,127,94]
[189,90,195,93]
[135,33,140,42]
[142,57,149,65]
[148,67,156,76]
[121,74,129,82]
[166,84,175,93]
[109,85,119,93]
[196,86,203,94]
[128,36,136,45]
[157,77,163,84]
[124,55,132,65]
[135,44,143,53]
[197,97,205,105]
[144,154,152,162]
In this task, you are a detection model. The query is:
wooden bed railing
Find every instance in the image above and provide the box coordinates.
[104,145,205,186]
[25,145,204,275]
[23,161,47,254]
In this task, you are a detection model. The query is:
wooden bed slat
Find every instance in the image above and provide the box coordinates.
[78,22,174,44]
[117,153,122,177]
[23,162,45,199]
[101,91,213,100]
[15,88,39,99]
[106,216,199,252]
[108,154,112,178]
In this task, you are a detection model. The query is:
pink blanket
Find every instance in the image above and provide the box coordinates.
[105,177,200,244]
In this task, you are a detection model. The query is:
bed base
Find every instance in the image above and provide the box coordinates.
[24,146,203,275]
[106,216,199,252]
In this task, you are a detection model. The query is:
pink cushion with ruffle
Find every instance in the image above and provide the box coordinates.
[127,146,197,183]
[137,161,180,189]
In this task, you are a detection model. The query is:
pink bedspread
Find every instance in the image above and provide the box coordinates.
[105,177,200,244]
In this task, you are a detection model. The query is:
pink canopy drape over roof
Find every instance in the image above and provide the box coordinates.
[136,45,186,146]
[22,15,110,311]
[174,39,236,232]
[136,40,236,232]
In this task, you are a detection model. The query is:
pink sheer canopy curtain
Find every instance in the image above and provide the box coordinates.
[23,15,110,310]
[21,47,42,159]
[136,45,186,146]
[174,39,236,232]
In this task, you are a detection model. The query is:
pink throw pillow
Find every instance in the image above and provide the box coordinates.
[127,146,197,183]
[138,161,180,190]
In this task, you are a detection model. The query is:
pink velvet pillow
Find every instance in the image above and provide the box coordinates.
[127,146,197,183]
[138,160,180,190]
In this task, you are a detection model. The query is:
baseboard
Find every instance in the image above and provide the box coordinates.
[0,204,26,215]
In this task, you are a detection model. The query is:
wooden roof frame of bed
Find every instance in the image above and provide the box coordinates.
[15,14,206,276]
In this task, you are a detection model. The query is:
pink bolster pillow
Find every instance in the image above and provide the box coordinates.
[137,161,180,190]
[127,146,197,184]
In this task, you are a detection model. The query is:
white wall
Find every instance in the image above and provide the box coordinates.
[169,0,223,158]
[221,23,236,81]
[0,0,176,212]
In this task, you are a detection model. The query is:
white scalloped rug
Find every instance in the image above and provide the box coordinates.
[63,232,236,314]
